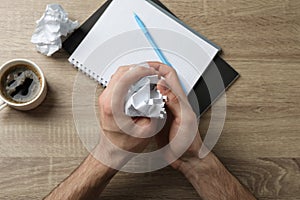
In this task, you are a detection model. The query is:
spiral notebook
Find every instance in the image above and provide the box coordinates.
[68,0,220,93]
[64,0,239,116]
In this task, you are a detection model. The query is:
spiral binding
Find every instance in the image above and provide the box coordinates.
[69,57,108,87]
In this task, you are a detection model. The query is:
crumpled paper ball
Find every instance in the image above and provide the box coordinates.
[125,75,167,119]
[31,4,79,56]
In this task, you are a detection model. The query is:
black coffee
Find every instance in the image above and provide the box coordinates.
[1,65,41,103]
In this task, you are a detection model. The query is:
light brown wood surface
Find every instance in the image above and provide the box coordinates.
[0,0,299,199]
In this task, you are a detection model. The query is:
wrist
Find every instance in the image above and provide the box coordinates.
[77,154,119,190]
[92,142,134,171]
[44,154,118,200]
[84,154,118,178]
[178,152,221,181]
[178,153,256,200]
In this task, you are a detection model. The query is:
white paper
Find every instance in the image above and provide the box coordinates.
[69,0,220,93]
[125,75,166,118]
[31,4,79,56]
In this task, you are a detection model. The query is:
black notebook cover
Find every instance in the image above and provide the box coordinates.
[63,0,239,116]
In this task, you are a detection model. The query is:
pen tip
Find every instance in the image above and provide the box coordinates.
[133,12,140,21]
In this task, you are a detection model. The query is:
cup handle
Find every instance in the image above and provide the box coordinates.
[0,99,7,111]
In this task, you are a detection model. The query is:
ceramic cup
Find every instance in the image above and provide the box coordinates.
[0,59,47,111]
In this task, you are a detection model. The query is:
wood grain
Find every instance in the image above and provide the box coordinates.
[0,0,299,199]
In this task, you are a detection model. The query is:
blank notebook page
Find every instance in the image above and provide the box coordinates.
[69,0,220,93]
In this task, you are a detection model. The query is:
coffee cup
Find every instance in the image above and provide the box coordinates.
[0,59,47,111]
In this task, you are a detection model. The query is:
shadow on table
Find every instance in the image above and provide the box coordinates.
[99,167,199,200]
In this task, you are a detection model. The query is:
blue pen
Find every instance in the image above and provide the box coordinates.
[134,13,187,94]
[134,13,172,66]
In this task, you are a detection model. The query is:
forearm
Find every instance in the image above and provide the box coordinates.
[44,154,117,200]
[179,153,256,200]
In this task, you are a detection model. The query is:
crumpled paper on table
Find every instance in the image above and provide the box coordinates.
[31,4,79,56]
[125,75,167,119]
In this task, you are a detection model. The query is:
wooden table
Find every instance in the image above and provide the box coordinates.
[0,0,299,199]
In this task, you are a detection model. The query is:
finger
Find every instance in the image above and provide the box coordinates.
[111,66,158,112]
[157,79,183,119]
[154,110,173,148]
[132,117,150,126]
[106,66,131,90]
[109,66,160,138]
[147,62,186,98]
[107,65,158,106]
[147,61,174,77]
[100,66,131,100]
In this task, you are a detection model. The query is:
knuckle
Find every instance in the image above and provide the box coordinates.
[117,66,129,73]
[168,93,180,105]
[134,66,146,74]
[169,67,177,76]
[102,103,113,116]
[174,117,182,126]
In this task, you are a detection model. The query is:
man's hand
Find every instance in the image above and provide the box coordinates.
[148,62,202,171]
[150,62,256,200]
[44,65,161,200]
[94,65,162,168]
